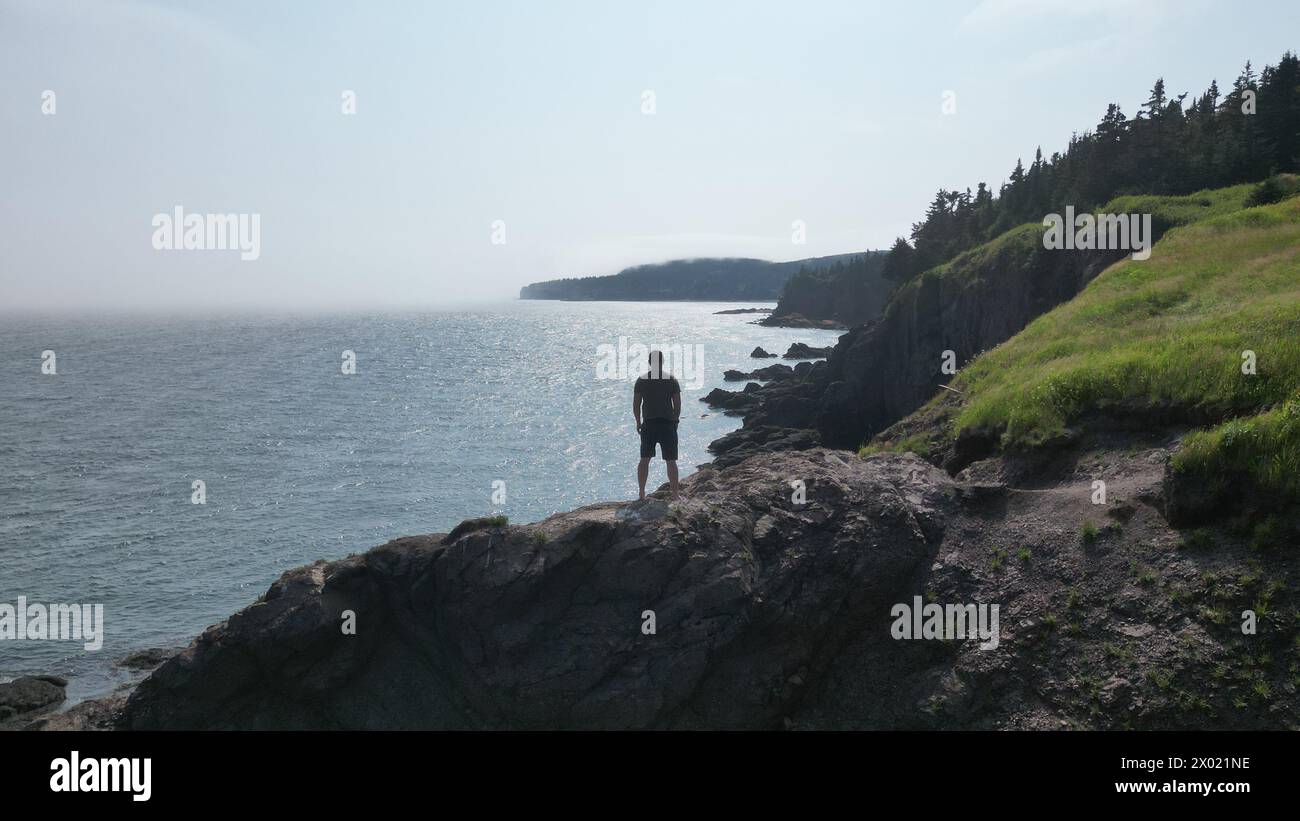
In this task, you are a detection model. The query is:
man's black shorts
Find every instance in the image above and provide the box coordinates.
[640,418,678,460]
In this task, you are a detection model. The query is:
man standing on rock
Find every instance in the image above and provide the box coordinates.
[634,350,681,500]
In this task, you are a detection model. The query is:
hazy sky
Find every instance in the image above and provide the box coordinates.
[2,0,1297,312]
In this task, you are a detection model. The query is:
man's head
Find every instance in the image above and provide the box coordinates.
[647,350,669,379]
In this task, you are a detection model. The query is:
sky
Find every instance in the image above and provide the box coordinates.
[1,0,1297,312]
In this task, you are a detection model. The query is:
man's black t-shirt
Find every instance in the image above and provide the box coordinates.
[634,375,681,421]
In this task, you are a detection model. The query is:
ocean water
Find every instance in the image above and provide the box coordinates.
[0,301,840,704]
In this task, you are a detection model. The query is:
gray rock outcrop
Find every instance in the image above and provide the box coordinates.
[122,450,954,730]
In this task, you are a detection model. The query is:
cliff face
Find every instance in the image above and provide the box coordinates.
[816,229,1127,448]
[701,227,1126,453]
[122,450,956,730]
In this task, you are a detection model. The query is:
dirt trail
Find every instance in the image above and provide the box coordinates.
[796,431,1298,729]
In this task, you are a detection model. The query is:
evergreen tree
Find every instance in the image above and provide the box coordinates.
[883,50,1300,286]
[881,237,919,284]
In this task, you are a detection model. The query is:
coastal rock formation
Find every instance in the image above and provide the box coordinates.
[705,360,828,421]
[757,312,844,330]
[20,648,177,731]
[724,363,794,382]
[27,694,126,731]
[700,385,761,415]
[0,675,66,723]
[783,342,833,360]
[815,238,1127,448]
[115,432,1300,731]
[117,647,177,670]
[121,450,956,730]
[750,346,778,359]
[712,360,826,433]
[725,236,1130,453]
[707,425,821,468]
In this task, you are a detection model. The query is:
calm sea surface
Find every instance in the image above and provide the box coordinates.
[0,301,840,704]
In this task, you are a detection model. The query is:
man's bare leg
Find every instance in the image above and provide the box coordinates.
[666,460,679,499]
[637,457,650,500]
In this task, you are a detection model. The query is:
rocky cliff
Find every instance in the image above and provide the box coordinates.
[121,450,954,730]
[815,229,1127,448]
[116,437,1298,730]
[702,227,1129,452]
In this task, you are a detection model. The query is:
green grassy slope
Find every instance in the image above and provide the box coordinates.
[867,177,1300,511]
[881,183,1263,329]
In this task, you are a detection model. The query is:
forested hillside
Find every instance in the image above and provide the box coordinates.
[762,252,890,328]
[880,52,1300,288]
[519,253,861,301]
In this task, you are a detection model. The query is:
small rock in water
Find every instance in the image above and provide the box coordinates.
[783,342,833,360]
[0,675,67,716]
[117,648,177,670]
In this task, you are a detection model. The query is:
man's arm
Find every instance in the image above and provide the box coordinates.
[633,389,643,432]
[671,390,681,422]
